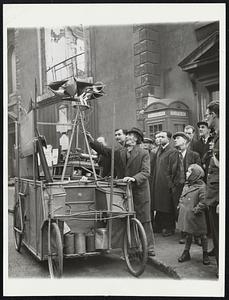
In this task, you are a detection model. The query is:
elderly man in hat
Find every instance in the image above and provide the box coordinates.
[173,131,202,244]
[86,127,155,256]
[152,131,180,237]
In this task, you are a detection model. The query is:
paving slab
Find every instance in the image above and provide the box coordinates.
[148,231,218,280]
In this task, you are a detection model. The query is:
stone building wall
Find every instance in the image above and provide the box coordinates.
[133,24,160,130]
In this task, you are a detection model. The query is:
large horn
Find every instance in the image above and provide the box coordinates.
[92,82,105,94]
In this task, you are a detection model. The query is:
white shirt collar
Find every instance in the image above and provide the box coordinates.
[162,143,169,149]
[180,149,187,158]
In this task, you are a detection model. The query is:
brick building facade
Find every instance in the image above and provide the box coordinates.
[7,22,219,178]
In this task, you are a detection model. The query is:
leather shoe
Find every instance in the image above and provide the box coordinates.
[178,250,191,262]
[148,250,156,257]
[203,252,210,265]
[162,229,174,237]
[207,248,215,256]
[179,238,185,244]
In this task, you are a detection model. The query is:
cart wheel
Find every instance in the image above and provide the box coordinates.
[48,222,63,278]
[123,218,147,277]
[13,202,23,252]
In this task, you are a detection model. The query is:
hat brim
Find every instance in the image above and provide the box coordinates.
[173,133,190,142]
[197,121,208,128]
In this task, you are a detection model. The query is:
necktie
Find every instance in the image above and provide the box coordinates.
[179,151,185,183]
[157,146,164,157]
[126,149,131,161]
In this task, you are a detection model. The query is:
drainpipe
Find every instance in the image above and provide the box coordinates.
[37,28,43,95]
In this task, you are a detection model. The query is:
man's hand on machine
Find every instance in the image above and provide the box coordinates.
[85,131,94,142]
[123,177,136,183]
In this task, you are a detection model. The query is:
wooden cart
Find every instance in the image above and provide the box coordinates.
[13,79,148,278]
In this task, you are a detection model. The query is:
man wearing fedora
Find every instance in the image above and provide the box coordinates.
[86,127,155,256]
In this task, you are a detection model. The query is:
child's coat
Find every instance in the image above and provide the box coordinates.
[177,181,207,235]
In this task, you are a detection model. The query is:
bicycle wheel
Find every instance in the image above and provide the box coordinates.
[123,217,147,277]
[13,202,23,252]
[48,222,63,278]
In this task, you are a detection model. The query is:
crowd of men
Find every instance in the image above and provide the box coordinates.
[86,100,219,275]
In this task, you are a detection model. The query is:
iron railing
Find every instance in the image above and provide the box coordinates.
[46,52,86,82]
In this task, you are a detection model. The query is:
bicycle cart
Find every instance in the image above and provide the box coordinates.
[13,79,148,278]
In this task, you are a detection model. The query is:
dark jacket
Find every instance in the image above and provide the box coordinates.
[183,149,202,173]
[97,153,111,177]
[205,132,219,207]
[192,136,214,181]
[152,144,180,214]
[89,140,151,223]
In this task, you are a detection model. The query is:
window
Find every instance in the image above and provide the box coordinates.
[149,124,162,138]
[207,84,219,102]
[8,46,16,94]
[174,123,186,132]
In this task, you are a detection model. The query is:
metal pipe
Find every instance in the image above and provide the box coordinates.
[108,103,116,249]
[79,109,98,183]
[61,107,79,181]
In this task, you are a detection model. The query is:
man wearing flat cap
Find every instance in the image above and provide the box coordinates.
[87,127,156,256]
[173,131,201,190]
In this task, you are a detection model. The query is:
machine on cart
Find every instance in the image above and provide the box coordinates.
[13,78,148,278]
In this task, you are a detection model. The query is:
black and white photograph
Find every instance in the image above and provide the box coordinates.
[3,3,226,297]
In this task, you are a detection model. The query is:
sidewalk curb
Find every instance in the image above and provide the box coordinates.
[148,256,181,279]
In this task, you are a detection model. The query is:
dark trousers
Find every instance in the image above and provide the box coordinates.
[154,211,175,232]
[209,206,219,265]
[142,221,155,251]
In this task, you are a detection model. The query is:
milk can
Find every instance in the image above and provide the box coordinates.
[74,233,86,254]
[95,228,108,250]
[86,231,95,252]
[64,232,75,254]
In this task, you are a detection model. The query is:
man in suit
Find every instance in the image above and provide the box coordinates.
[87,127,155,256]
[152,131,180,237]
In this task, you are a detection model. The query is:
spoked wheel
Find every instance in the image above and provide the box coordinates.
[13,202,23,252]
[123,217,147,277]
[48,221,63,278]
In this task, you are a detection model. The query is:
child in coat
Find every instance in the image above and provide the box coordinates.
[177,164,210,265]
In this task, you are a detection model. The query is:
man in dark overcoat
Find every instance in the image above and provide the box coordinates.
[141,137,157,225]
[203,101,219,271]
[152,131,180,236]
[87,127,155,256]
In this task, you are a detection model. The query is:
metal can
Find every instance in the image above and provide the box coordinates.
[74,233,86,254]
[86,232,95,252]
[95,228,108,250]
[64,232,75,254]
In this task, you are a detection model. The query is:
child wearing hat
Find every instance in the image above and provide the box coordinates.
[177,164,210,265]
